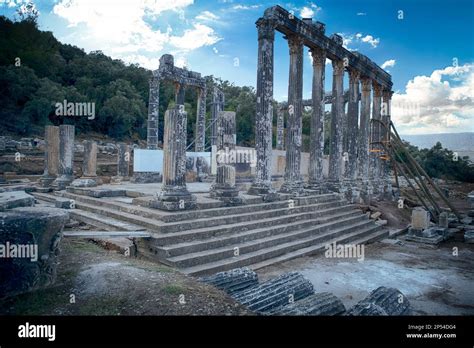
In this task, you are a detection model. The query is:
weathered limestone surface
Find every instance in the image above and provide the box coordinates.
[248,18,277,198]
[211,87,225,147]
[273,292,346,316]
[147,77,160,150]
[117,143,131,178]
[195,87,207,152]
[346,286,411,316]
[276,107,285,150]
[280,35,305,195]
[39,126,59,188]
[71,140,98,187]
[344,69,360,181]
[231,272,314,313]
[52,125,75,190]
[358,77,372,201]
[152,108,196,211]
[200,267,258,294]
[370,82,383,189]
[327,58,345,191]
[0,191,35,211]
[0,207,68,299]
[307,47,326,191]
[210,111,242,204]
[411,206,430,231]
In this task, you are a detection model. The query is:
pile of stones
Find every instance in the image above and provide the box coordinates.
[200,268,412,316]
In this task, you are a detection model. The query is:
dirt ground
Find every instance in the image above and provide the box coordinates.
[0,239,251,316]
[257,238,474,315]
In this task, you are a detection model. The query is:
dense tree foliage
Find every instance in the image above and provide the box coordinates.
[1,16,472,182]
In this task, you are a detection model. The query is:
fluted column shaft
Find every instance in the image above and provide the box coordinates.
[344,69,360,181]
[308,46,326,187]
[280,35,304,194]
[370,82,382,182]
[195,87,207,152]
[147,77,160,149]
[248,19,275,196]
[358,77,372,180]
[328,59,345,186]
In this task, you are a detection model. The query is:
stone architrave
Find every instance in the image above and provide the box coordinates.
[52,125,75,190]
[280,35,305,195]
[210,111,243,204]
[152,108,196,211]
[39,125,59,188]
[248,18,277,199]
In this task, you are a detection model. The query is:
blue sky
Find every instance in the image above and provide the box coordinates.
[1,0,473,134]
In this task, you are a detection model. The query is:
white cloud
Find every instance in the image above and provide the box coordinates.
[392,63,474,134]
[196,10,219,21]
[381,59,396,70]
[357,12,366,16]
[231,4,260,10]
[340,32,380,49]
[213,47,219,54]
[52,0,221,68]
[360,35,379,48]
[170,23,221,51]
[300,6,314,18]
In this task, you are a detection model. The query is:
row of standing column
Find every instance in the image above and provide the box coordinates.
[249,18,392,197]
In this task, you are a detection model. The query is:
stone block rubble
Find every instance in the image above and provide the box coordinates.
[346,286,411,316]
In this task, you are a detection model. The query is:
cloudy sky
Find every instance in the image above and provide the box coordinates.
[1,0,473,135]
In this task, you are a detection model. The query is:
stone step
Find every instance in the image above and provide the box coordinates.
[66,195,348,234]
[145,204,357,245]
[63,231,151,238]
[60,191,340,223]
[158,209,363,258]
[249,228,388,271]
[181,222,385,276]
[166,215,371,268]
[68,209,145,232]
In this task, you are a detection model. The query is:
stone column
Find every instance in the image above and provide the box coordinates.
[370,81,382,192]
[116,143,130,179]
[71,140,99,187]
[175,82,185,106]
[248,19,277,198]
[39,125,59,188]
[381,89,393,195]
[147,77,160,150]
[153,108,196,210]
[195,87,207,152]
[327,59,345,191]
[210,111,242,204]
[210,87,224,147]
[344,69,360,181]
[358,77,372,201]
[276,106,285,150]
[52,124,75,190]
[280,35,304,195]
[308,46,326,191]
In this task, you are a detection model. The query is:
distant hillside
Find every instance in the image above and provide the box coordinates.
[401,133,474,151]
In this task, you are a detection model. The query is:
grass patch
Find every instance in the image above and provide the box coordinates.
[162,284,185,295]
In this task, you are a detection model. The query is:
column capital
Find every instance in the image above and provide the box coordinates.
[287,35,304,55]
[348,69,361,83]
[332,59,345,76]
[360,76,372,91]
[372,81,382,97]
[256,18,276,41]
[310,46,326,66]
[382,89,393,101]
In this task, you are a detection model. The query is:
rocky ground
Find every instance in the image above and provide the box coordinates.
[0,239,251,316]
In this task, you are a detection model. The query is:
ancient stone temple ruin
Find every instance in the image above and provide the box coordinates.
[249,6,393,201]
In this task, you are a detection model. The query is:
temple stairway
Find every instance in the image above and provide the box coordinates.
[33,190,388,276]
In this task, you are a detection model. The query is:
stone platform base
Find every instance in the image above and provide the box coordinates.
[131,172,162,183]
